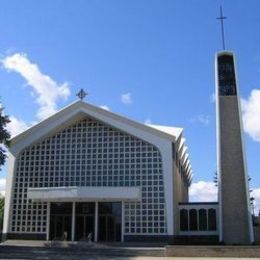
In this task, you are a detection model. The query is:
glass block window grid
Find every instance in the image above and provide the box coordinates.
[11,117,166,234]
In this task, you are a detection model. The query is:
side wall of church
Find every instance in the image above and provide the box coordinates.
[172,147,189,235]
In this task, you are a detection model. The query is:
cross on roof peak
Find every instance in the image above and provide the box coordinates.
[76,89,88,101]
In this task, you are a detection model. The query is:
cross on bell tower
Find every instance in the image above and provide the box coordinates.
[216,6,227,50]
[76,88,88,100]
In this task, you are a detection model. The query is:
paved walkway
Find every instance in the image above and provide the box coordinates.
[0,240,166,259]
[1,241,260,259]
[1,239,166,248]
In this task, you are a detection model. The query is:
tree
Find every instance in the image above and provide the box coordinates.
[0,104,10,231]
[0,104,11,170]
[248,175,255,217]
[213,171,218,187]
[0,196,4,231]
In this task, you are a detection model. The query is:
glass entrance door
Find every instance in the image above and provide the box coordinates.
[75,202,95,241]
[98,202,121,241]
[49,202,72,241]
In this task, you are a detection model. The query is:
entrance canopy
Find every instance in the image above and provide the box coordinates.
[27,186,141,202]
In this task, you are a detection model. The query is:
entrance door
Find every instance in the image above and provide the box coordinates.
[49,202,72,241]
[98,202,121,241]
[75,202,95,241]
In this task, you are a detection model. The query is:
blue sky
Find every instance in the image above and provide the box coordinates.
[0,1,259,206]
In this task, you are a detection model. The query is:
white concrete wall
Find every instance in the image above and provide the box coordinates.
[3,152,16,234]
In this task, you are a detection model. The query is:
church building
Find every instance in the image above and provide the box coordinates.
[3,100,197,242]
[3,49,253,244]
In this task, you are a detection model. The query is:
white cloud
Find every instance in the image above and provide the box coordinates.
[2,53,70,120]
[252,188,260,216]
[189,114,210,126]
[210,92,216,103]
[189,181,217,202]
[144,118,152,124]
[189,181,260,215]
[241,88,260,142]
[7,116,30,137]
[99,105,110,111]
[0,178,6,196]
[121,92,132,104]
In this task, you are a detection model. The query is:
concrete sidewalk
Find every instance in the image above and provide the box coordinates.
[166,245,260,258]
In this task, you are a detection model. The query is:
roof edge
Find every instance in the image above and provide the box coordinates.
[10,100,181,147]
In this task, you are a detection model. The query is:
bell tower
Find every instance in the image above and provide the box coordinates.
[215,51,254,244]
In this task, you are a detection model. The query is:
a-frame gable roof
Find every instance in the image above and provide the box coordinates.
[10,100,182,154]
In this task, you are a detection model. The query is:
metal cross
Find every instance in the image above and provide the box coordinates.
[216,6,227,50]
[76,88,88,100]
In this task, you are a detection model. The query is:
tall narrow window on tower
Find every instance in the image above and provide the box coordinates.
[218,54,237,96]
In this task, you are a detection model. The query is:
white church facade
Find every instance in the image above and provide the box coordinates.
[4,100,215,242]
